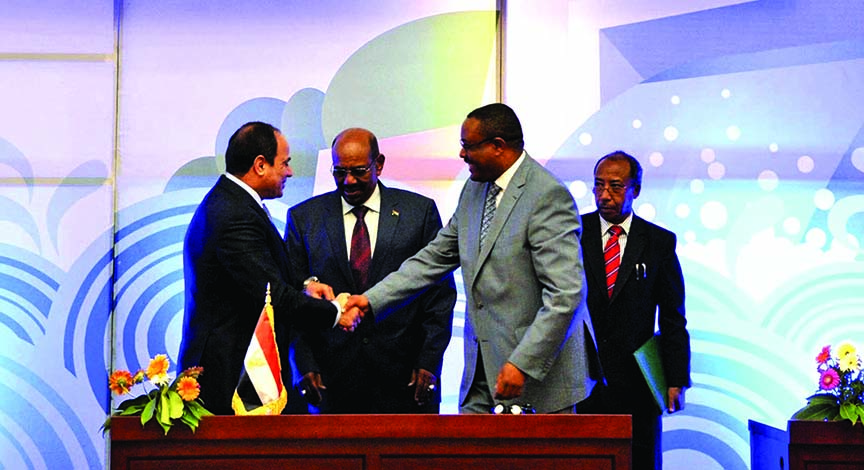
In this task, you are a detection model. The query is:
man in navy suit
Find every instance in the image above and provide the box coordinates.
[578,150,691,470]
[179,121,361,415]
[285,128,456,413]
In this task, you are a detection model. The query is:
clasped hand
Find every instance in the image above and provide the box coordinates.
[304,279,366,331]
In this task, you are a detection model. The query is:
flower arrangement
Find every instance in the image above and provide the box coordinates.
[792,341,864,425]
[102,354,213,435]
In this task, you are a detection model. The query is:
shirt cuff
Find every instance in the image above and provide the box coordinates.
[330,300,342,328]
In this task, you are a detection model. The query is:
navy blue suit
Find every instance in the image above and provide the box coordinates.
[285,183,456,413]
[179,175,338,415]
[579,211,690,470]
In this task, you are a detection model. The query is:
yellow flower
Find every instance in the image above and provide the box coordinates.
[839,354,861,373]
[837,341,857,360]
[146,354,170,385]
[176,376,200,401]
[109,370,135,395]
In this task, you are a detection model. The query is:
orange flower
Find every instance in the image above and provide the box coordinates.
[146,354,170,385]
[176,376,200,401]
[109,370,135,395]
[816,345,831,365]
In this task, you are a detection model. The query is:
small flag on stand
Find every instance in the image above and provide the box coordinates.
[232,283,287,415]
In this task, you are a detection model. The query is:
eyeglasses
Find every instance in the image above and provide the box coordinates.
[593,182,630,195]
[459,137,498,151]
[331,165,373,179]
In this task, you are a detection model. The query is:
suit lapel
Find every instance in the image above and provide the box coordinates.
[474,157,530,277]
[611,215,646,302]
[322,193,354,287]
[582,212,608,295]
[219,176,292,269]
[370,185,398,284]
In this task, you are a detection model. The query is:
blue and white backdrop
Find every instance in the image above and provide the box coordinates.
[0,1,862,468]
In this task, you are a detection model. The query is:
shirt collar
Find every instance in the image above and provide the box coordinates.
[600,212,633,235]
[493,151,527,192]
[341,183,382,215]
[224,172,264,208]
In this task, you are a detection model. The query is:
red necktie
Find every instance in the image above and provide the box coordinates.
[604,225,623,298]
[350,206,371,291]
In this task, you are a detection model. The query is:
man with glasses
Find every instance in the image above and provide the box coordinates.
[346,103,599,415]
[284,127,456,413]
[577,150,691,470]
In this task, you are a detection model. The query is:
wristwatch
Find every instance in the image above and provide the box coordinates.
[302,276,319,290]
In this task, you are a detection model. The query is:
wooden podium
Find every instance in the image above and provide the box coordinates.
[749,419,864,470]
[788,419,864,469]
[110,414,631,469]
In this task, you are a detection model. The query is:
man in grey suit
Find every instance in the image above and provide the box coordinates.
[346,103,598,414]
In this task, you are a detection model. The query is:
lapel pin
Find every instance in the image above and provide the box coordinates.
[392,209,399,217]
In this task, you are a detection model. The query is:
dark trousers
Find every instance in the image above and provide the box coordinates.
[578,382,662,470]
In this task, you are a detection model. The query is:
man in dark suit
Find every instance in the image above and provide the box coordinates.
[285,128,456,413]
[179,121,361,415]
[578,150,691,470]
[346,104,598,414]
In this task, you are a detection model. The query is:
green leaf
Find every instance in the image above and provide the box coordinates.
[159,390,171,427]
[158,417,170,435]
[141,398,155,425]
[840,403,860,425]
[180,411,199,433]
[101,416,112,435]
[804,393,839,406]
[167,390,184,419]
[791,402,839,421]
[186,400,213,419]
[186,400,202,420]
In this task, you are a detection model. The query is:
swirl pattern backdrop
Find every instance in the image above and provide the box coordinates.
[0,1,862,468]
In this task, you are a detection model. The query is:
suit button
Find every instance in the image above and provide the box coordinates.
[362,337,370,345]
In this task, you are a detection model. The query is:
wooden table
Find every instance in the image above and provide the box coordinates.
[787,419,864,470]
[110,414,632,469]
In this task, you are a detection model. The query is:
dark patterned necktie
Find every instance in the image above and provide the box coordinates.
[350,206,371,291]
[604,225,624,298]
[479,183,501,250]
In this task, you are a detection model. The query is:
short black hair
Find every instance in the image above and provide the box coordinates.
[466,103,524,151]
[595,150,643,187]
[225,121,281,176]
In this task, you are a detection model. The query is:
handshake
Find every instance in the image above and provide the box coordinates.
[304,279,371,332]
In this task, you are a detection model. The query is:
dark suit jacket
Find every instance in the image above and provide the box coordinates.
[284,183,456,412]
[581,211,690,396]
[179,175,338,415]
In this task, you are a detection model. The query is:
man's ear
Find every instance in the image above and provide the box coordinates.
[253,155,267,175]
[632,184,642,198]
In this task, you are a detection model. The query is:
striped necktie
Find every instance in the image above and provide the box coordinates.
[604,225,624,298]
[479,183,501,250]
[349,206,371,291]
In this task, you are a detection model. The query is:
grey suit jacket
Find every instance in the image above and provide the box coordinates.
[366,155,597,412]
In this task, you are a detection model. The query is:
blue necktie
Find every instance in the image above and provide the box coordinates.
[479,183,501,250]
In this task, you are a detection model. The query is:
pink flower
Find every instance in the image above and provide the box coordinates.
[819,368,840,391]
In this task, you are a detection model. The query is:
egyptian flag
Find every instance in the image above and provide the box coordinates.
[232,283,287,415]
